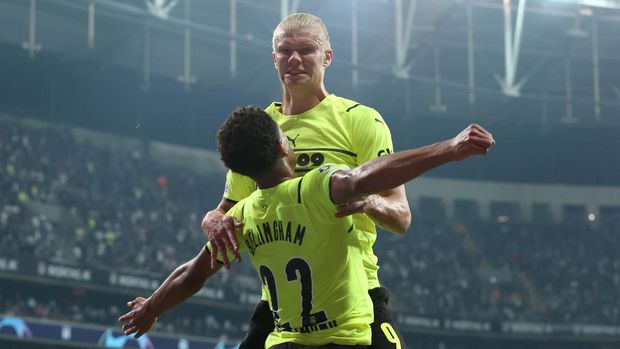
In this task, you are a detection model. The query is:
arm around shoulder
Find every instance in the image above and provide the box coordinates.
[202,197,242,269]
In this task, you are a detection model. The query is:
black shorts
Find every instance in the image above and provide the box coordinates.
[238,299,274,349]
[368,287,406,349]
[238,287,406,349]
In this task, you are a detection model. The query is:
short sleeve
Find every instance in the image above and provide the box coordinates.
[223,170,257,202]
[351,108,395,164]
[300,164,350,221]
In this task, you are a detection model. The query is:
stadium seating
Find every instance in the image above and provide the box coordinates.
[1,118,618,341]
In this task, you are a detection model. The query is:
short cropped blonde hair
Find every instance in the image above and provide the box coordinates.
[272,13,331,50]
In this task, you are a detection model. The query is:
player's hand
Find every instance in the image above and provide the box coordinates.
[335,196,371,218]
[118,297,157,339]
[201,211,242,269]
[450,123,495,161]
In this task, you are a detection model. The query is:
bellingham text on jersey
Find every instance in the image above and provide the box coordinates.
[244,220,307,255]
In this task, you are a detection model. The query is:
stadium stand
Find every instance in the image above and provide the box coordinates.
[1,118,619,348]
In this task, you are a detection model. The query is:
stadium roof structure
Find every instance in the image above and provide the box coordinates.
[1,0,619,124]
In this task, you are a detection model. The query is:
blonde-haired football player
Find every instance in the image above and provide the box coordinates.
[204,12,412,349]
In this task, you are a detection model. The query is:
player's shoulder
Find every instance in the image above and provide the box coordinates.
[226,196,249,219]
[299,164,348,213]
[263,102,284,122]
[264,101,280,113]
[302,163,349,186]
[330,95,381,117]
[314,163,349,174]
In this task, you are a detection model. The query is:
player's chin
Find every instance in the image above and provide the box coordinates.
[284,75,310,85]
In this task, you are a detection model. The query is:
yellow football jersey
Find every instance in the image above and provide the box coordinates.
[223,94,394,290]
[211,165,373,347]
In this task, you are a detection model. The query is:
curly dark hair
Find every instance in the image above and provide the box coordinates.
[217,106,281,178]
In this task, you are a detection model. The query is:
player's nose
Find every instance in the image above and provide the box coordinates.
[288,51,302,62]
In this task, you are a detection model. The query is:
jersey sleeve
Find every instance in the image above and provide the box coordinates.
[261,285,269,301]
[350,107,395,165]
[300,164,350,221]
[205,199,246,263]
[223,170,257,202]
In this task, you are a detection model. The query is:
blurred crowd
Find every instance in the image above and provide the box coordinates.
[0,286,247,338]
[1,118,619,340]
[376,218,620,324]
[470,220,620,324]
[0,118,225,273]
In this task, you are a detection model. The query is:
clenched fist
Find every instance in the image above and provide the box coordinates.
[450,124,495,161]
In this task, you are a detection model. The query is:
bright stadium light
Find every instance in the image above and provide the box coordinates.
[145,0,181,19]
[546,0,620,9]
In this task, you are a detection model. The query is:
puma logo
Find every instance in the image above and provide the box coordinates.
[287,133,301,147]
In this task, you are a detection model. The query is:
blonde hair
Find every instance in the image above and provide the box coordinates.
[272,13,331,50]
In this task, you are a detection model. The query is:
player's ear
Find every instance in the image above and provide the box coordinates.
[276,138,288,158]
[323,48,333,68]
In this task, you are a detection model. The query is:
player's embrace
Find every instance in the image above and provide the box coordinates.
[119,106,495,349]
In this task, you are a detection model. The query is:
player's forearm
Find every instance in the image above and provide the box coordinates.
[335,140,454,204]
[145,264,203,318]
[364,186,411,234]
[146,250,217,317]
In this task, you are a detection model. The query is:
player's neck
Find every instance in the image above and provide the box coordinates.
[254,160,296,189]
[280,85,329,115]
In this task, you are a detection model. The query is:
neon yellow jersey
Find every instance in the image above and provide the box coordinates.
[222,94,394,290]
[211,165,373,347]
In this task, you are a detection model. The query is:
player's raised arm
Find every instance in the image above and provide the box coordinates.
[119,247,221,338]
[330,124,495,204]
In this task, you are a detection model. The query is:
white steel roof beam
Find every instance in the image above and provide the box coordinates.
[430,44,447,113]
[467,3,476,106]
[177,0,196,90]
[142,22,151,90]
[498,0,528,97]
[563,57,577,123]
[22,0,42,59]
[546,0,620,9]
[591,20,601,121]
[230,0,237,79]
[393,0,417,78]
[88,3,95,49]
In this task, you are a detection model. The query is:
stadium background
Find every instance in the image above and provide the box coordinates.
[0,0,619,348]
